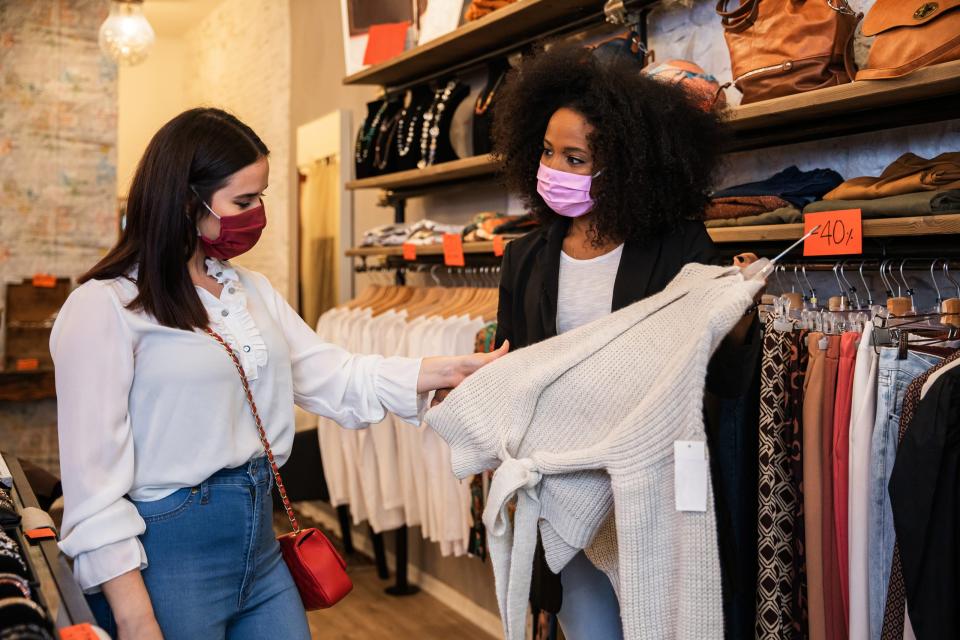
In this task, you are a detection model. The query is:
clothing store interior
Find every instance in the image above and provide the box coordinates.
[1,0,960,639]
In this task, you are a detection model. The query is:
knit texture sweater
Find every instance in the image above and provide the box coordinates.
[426,264,763,639]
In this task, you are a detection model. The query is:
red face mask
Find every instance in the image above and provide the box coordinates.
[198,200,267,261]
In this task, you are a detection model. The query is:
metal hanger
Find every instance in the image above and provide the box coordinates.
[858,261,875,307]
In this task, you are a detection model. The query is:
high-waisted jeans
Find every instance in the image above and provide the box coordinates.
[87,457,310,640]
[558,551,623,640]
[868,348,940,639]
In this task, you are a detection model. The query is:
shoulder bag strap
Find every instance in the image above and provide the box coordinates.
[205,328,301,534]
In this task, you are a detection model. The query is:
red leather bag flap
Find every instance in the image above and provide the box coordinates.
[863,0,960,36]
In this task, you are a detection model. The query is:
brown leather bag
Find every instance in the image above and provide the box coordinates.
[717,0,860,104]
[857,1,960,80]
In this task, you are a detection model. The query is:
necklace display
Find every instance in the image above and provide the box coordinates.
[373,112,402,171]
[418,81,457,170]
[474,71,505,116]
[354,101,389,165]
[396,103,424,158]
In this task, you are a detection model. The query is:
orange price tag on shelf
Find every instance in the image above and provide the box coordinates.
[402,243,417,261]
[25,527,57,541]
[493,235,505,257]
[32,273,56,288]
[60,624,100,640]
[15,358,40,372]
[443,233,465,267]
[803,209,862,256]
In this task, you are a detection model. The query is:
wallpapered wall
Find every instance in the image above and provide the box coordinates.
[183,0,294,300]
[0,0,117,288]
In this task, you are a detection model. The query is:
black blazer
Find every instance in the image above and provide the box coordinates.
[495,217,718,351]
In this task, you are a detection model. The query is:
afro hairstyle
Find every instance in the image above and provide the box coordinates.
[492,43,726,247]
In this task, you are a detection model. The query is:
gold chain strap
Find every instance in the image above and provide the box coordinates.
[205,328,300,533]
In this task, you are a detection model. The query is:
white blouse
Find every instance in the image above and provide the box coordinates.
[50,259,423,592]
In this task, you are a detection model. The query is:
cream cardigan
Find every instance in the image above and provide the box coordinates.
[426,264,762,639]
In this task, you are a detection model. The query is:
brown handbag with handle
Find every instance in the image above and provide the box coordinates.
[857,1,960,80]
[717,0,860,104]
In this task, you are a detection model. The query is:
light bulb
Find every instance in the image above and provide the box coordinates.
[99,0,155,66]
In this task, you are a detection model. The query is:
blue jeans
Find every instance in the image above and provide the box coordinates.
[868,348,939,639]
[88,457,310,640]
[558,551,623,640]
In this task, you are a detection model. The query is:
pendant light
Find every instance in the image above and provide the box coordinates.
[99,0,155,66]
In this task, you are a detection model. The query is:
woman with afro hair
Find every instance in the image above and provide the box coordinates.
[492,44,760,639]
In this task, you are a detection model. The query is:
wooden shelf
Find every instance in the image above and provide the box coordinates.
[346,241,500,258]
[343,0,604,87]
[0,370,56,402]
[707,214,960,243]
[346,215,960,258]
[726,59,960,150]
[345,155,498,191]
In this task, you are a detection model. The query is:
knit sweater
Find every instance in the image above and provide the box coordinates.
[426,264,763,639]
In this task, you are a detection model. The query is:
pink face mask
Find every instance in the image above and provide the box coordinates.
[198,199,267,261]
[536,163,601,218]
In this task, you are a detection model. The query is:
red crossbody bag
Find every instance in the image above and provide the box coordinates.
[206,328,353,610]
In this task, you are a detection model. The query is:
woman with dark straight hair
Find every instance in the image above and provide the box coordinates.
[51,107,506,640]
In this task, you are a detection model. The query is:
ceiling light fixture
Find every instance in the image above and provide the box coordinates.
[99,0,155,66]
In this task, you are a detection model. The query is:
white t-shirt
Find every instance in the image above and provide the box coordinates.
[556,244,625,334]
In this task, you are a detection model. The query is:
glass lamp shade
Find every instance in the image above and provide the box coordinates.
[99,1,155,66]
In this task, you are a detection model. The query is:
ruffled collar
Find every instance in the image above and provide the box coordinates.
[205,258,239,285]
[201,258,269,381]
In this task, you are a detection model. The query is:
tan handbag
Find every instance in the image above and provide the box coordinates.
[717,0,860,104]
[857,1,960,80]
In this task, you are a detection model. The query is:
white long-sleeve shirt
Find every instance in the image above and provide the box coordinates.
[51,258,422,593]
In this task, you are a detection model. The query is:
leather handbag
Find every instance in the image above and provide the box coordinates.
[717,0,860,104]
[857,1,960,80]
[206,329,353,610]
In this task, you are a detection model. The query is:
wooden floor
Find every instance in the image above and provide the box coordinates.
[274,510,493,639]
[306,563,492,639]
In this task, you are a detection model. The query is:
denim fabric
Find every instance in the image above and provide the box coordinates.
[712,166,845,208]
[868,349,940,640]
[87,457,310,640]
[558,551,624,640]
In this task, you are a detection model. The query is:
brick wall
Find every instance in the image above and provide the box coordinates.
[0,0,115,475]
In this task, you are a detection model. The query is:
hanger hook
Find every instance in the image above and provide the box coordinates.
[944,261,960,298]
[801,264,816,301]
[858,261,874,307]
[930,259,944,305]
[899,259,914,295]
[430,264,441,286]
[793,265,802,296]
[879,259,894,297]
[838,260,860,309]
[833,263,845,297]
[774,265,785,294]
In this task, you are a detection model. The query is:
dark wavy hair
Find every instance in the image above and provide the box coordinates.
[81,108,269,331]
[492,44,725,246]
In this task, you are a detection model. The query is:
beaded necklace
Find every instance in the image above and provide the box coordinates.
[418,81,457,169]
[354,101,389,164]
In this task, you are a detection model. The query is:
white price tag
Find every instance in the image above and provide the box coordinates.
[674,441,707,512]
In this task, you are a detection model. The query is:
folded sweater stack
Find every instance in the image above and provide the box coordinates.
[426,264,763,639]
